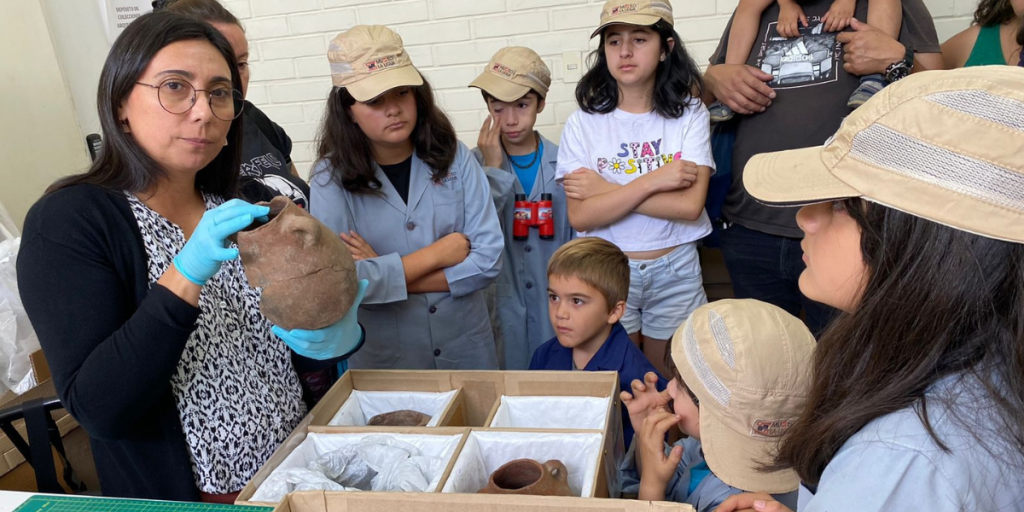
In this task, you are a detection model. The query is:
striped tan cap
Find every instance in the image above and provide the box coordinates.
[327,25,423,101]
[672,299,815,494]
[744,66,1024,244]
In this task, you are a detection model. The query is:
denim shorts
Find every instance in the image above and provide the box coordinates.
[621,242,707,340]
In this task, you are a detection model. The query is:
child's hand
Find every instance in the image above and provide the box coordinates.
[477,115,503,169]
[643,159,699,193]
[714,492,794,512]
[563,168,616,201]
[340,231,378,261]
[822,0,856,32]
[637,408,684,500]
[431,232,472,268]
[621,372,669,436]
[777,1,808,38]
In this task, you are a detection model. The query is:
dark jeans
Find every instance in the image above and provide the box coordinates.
[718,223,837,337]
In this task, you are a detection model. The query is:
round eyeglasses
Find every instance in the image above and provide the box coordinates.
[135,79,244,121]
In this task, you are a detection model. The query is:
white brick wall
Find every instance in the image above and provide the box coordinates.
[223,0,972,177]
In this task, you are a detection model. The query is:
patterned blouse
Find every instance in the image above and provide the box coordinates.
[125,192,307,493]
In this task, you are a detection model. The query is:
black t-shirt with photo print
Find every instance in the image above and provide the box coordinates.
[240,101,311,209]
[710,0,940,237]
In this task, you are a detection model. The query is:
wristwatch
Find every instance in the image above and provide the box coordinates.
[884,45,914,83]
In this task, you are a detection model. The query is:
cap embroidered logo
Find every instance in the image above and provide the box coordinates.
[365,54,398,72]
[490,62,517,79]
[751,418,793,437]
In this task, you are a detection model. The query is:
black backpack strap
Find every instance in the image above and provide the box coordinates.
[21,398,87,494]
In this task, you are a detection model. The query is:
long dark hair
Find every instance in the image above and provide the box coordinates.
[153,0,241,27]
[315,79,457,194]
[576,21,704,118]
[48,11,243,197]
[774,199,1024,485]
[974,0,1018,26]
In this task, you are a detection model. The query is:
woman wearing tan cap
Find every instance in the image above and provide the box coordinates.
[309,25,504,370]
[715,66,1024,511]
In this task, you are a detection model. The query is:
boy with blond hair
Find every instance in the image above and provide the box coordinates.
[530,237,665,446]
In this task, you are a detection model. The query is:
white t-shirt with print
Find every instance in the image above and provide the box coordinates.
[556,101,716,252]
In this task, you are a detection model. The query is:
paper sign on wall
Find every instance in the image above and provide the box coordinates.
[99,0,153,45]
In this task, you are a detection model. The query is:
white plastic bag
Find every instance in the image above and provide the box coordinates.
[308,445,376,490]
[0,232,41,395]
[249,467,359,503]
[355,436,436,493]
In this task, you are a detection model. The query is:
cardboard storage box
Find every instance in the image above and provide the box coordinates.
[441,430,604,497]
[308,371,467,429]
[240,428,469,504]
[273,490,696,512]
[240,370,624,505]
[0,351,100,493]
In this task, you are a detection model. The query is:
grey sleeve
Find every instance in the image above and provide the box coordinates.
[898,0,941,54]
[472,146,516,214]
[802,442,961,512]
[708,13,735,66]
[443,144,504,298]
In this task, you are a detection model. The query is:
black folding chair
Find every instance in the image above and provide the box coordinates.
[0,397,87,494]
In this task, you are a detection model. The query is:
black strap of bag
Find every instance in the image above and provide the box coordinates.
[1,398,87,494]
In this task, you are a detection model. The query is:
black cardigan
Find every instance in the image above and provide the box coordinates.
[16,184,344,500]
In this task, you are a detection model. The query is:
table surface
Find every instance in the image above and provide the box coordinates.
[0,492,272,512]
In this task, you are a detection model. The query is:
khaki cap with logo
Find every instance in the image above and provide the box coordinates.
[672,299,815,493]
[592,0,675,38]
[469,47,552,102]
[744,65,1024,244]
[327,25,423,102]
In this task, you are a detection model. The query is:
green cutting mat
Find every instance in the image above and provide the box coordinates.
[14,496,272,512]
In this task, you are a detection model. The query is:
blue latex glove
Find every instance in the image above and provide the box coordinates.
[172,199,270,286]
[273,279,369,360]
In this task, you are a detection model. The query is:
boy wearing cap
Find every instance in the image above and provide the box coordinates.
[620,300,813,511]
[470,47,572,370]
[530,238,666,447]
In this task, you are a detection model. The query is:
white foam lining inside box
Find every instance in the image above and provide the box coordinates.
[251,432,463,501]
[329,389,458,427]
[440,431,603,497]
[488,395,610,430]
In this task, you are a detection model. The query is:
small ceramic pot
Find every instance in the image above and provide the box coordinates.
[478,459,572,496]
[367,409,432,427]
[234,196,358,330]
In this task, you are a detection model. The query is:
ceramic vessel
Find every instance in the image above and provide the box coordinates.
[367,409,432,427]
[234,196,358,330]
[478,459,572,496]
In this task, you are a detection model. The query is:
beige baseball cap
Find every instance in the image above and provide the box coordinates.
[672,299,815,493]
[327,25,423,102]
[744,65,1024,244]
[592,0,675,38]
[469,47,552,102]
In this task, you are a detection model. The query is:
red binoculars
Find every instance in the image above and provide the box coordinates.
[513,193,554,241]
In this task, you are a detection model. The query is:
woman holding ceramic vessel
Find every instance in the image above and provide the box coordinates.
[16,12,365,502]
[713,66,1024,511]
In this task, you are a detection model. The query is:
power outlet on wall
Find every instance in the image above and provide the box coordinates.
[562,51,582,83]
